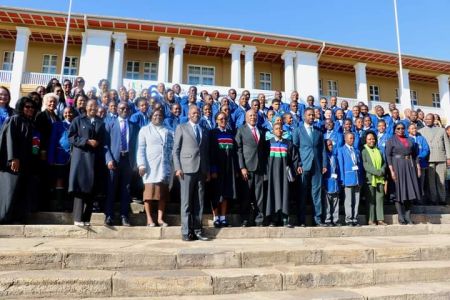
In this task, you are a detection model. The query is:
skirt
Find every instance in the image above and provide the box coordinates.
[143,183,169,202]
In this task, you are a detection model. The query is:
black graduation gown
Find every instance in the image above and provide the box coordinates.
[266,138,298,216]
[386,135,421,202]
[68,115,105,195]
[210,128,238,205]
[0,115,34,223]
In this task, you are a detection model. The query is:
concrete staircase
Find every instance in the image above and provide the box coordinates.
[1,205,450,299]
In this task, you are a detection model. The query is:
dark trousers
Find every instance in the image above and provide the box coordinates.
[73,192,93,222]
[395,200,412,224]
[105,155,132,218]
[179,171,205,236]
[298,168,322,225]
[324,192,340,224]
[240,171,265,225]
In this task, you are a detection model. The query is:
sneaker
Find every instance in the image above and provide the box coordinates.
[74,221,84,226]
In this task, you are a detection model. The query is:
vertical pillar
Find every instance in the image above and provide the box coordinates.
[398,68,411,110]
[229,44,243,88]
[354,62,368,102]
[10,26,31,106]
[281,50,296,95]
[243,45,257,89]
[110,32,127,90]
[172,37,186,84]
[157,36,172,83]
[437,74,450,123]
[79,29,112,90]
[295,51,319,102]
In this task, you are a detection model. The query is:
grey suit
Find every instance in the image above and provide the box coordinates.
[419,126,450,203]
[173,122,209,235]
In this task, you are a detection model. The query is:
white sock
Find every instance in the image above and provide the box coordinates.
[219,216,225,221]
[213,216,219,221]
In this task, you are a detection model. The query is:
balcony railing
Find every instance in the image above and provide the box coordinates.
[0,70,12,84]
[22,72,78,86]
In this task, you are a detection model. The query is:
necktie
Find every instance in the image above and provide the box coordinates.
[349,146,356,164]
[251,127,259,144]
[120,120,127,151]
[307,126,313,139]
[194,124,201,145]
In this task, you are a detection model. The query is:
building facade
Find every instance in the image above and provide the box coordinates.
[0,6,449,121]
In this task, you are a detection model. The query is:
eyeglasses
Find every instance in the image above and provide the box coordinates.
[396,127,405,131]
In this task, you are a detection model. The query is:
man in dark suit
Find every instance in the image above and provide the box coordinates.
[235,110,268,226]
[293,108,328,226]
[104,102,139,226]
[173,105,210,241]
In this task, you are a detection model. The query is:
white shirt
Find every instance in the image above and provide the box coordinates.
[247,123,260,140]
[189,121,202,141]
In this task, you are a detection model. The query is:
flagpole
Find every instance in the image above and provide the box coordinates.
[393,0,405,104]
[60,0,73,81]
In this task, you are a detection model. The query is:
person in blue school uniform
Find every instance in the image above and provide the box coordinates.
[324,118,344,148]
[323,139,341,226]
[337,132,363,226]
[164,103,185,133]
[232,94,249,129]
[199,104,215,131]
[408,123,430,204]
[129,98,150,129]
[375,120,392,158]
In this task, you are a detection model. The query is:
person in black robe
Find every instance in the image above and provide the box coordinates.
[210,112,238,227]
[386,123,421,224]
[0,97,38,223]
[266,123,298,227]
[68,99,105,226]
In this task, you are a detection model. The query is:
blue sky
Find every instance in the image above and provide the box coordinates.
[2,0,449,60]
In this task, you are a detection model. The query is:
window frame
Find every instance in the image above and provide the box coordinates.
[187,64,215,86]
[63,56,78,75]
[410,90,418,106]
[432,92,440,108]
[259,72,272,90]
[327,80,338,97]
[143,61,158,81]
[369,85,380,101]
[42,54,58,74]
[2,51,14,71]
[125,61,141,80]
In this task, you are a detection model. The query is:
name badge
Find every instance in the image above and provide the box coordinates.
[331,173,338,179]
[352,165,359,171]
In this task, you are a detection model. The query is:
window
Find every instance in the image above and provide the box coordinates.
[432,93,440,108]
[143,62,157,80]
[63,56,78,75]
[370,85,380,101]
[125,61,140,79]
[187,65,215,85]
[395,88,399,103]
[42,54,57,74]
[259,72,271,90]
[327,80,338,97]
[410,90,418,106]
[2,51,14,71]
[319,80,323,96]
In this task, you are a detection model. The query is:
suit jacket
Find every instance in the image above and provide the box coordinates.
[235,125,268,173]
[173,122,209,174]
[292,124,327,172]
[104,117,139,168]
[419,126,450,162]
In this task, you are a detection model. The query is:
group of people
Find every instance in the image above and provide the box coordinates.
[0,77,449,241]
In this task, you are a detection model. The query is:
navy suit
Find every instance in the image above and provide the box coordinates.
[292,124,327,225]
[104,118,139,219]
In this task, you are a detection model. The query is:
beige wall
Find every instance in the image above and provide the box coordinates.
[319,70,356,98]
[122,49,159,79]
[254,61,283,91]
[410,81,439,107]
[26,42,81,73]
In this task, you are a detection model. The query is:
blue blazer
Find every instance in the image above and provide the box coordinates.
[104,118,139,168]
[292,124,327,172]
[410,134,430,168]
[323,151,340,194]
[324,129,344,148]
[232,106,248,129]
[376,131,392,158]
[129,111,150,129]
[337,145,363,187]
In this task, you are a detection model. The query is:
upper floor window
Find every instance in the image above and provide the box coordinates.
[327,80,338,97]
[42,54,57,74]
[187,65,215,85]
[259,72,271,90]
[63,56,78,75]
[143,62,158,81]
[432,93,440,108]
[125,61,140,79]
[410,90,418,106]
[319,79,323,97]
[370,85,380,101]
[2,51,14,71]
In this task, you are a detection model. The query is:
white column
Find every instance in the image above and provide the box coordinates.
[110,32,127,90]
[398,68,411,110]
[10,26,31,106]
[281,50,296,95]
[157,36,172,83]
[171,37,186,84]
[437,74,450,123]
[243,45,257,89]
[79,29,112,90]
[354,62,368,102]
[295,51,319,102]
[229,44,243,88]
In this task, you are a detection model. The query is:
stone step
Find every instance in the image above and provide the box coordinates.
[25,211,450,226]
[1,223,450,240]
[0,234,449,271]
[1,260,449,297]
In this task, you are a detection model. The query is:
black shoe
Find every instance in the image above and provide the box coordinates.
[104,216,114,226]
[284,223,294,228]
[241,220,249,227]
[194,233,210,241]
[213,219,221,228]
[333,222,342,227]
[352,222,361,227]
[221,219,230,227]
[298,223,306,227]
[121,216,131,227]
[181,234,194,241]
[315,222,328,227]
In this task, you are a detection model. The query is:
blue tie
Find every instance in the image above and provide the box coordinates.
[120,120,127,151]
[194,125,201,145]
